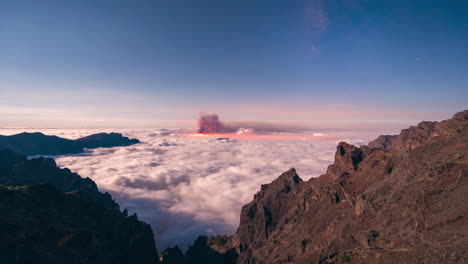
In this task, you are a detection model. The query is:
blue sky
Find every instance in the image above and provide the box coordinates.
[0,0,467,128]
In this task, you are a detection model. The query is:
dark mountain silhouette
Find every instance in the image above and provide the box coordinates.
[159,236,238,264]
[0,149,117,208]
[0,149,159,264]
[164,110,468,263]
[0,132,140,156]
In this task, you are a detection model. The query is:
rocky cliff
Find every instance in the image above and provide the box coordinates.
[0,132,140,156]
[232,110,468,263]
[0,149,159,264]
[172,110,468,264]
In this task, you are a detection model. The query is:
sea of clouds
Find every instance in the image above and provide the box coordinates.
[0,128,377,250]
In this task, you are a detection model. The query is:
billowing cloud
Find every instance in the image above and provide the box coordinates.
[14,128,370,250]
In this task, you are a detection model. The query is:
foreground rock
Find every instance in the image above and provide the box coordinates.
[0,150,159,264]
[173,110,468,263]
[236,110,468,263]
[0,132,140,156]
[160,236,238,264]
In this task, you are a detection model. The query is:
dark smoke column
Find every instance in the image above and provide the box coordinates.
[197,113,223,134]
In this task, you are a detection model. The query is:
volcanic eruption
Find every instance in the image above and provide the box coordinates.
[197,113,225,134]
[196,113,310,136]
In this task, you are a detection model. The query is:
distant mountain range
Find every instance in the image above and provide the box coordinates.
[0,132,140,156]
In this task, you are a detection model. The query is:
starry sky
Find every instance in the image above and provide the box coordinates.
[1,0,467,128]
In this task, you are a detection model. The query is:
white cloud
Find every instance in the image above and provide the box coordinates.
[0,128,371,249]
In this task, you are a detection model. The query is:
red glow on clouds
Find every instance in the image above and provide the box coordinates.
[190,112,339,140]
[179,132,335,141]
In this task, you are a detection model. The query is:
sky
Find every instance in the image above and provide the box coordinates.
[0,0,467,129]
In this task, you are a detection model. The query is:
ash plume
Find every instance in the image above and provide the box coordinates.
[197,113,313,134]
[197,113,226,134]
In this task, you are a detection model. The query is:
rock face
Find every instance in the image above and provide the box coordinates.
[0,150,159,264]
[0,132,140,156]
[179,110,467,263]
[231,110,468,263]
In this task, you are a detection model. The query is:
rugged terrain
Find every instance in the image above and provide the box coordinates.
[0,132,140,156]
[1,110,466,264]
[233,110,468,263]
[165,110,468,263]
[0,149,159,264]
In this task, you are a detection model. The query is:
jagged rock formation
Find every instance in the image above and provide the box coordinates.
[160,246,186,264]
[232,110,468,263]
[0,150,159,264]
[159,236,238,264]
[176,110,467,263]
[0,132,140,156]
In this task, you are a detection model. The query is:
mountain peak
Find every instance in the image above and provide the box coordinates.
[452,109,468,120]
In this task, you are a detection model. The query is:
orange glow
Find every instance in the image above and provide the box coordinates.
[177,132,339,141]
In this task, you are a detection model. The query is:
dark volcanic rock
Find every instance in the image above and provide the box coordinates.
[0,149,159,264]
[197,110,468,264]
[160,246,186,264]
[160,235,238,264]
[185,236,238,264]
[0,184,158,264]
[0,132,140,156]
[0,149,117,208]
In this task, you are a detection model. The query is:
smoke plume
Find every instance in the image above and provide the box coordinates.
[197,113,314,134]
[197,113,225,134]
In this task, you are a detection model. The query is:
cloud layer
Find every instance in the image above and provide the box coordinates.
[3,128,370,250]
